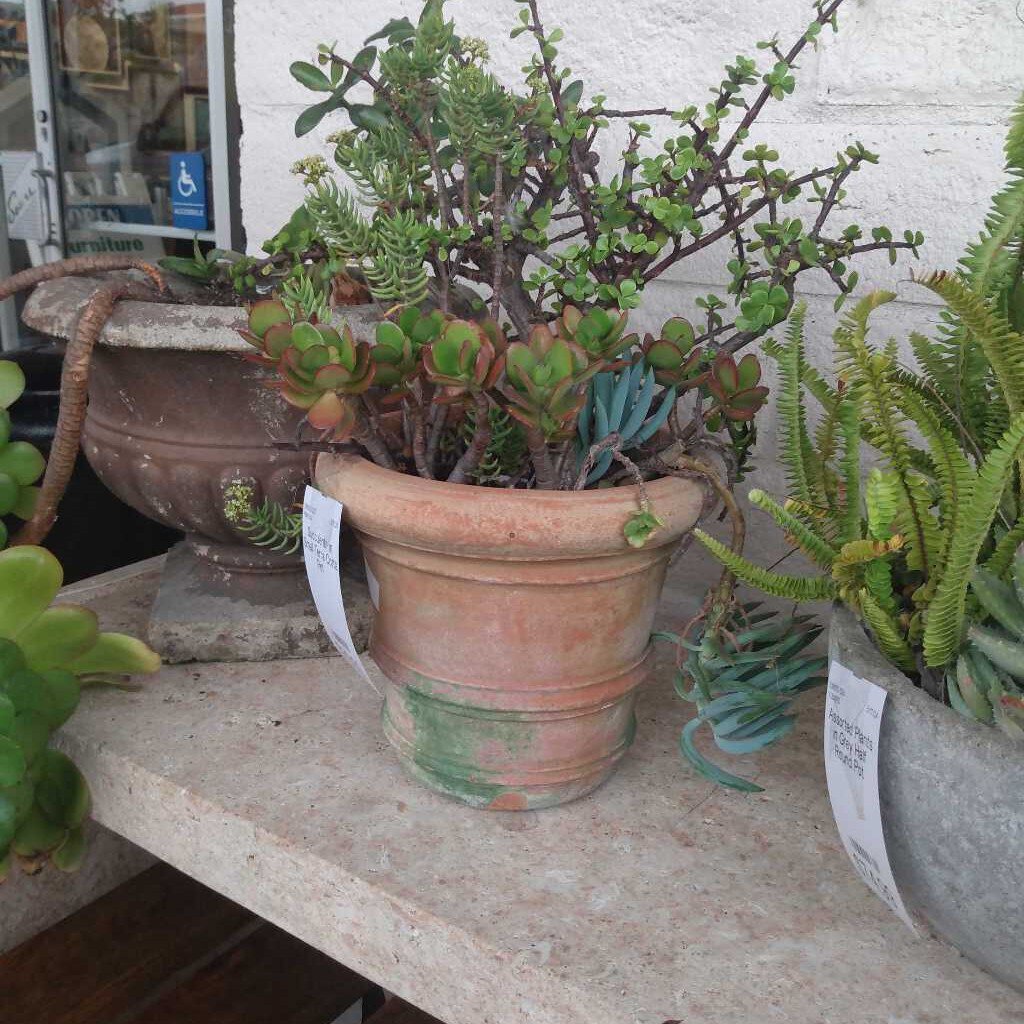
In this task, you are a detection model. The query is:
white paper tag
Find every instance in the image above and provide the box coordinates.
[364,557,380,610]
[825,660,915,932]
[302,486,379,694]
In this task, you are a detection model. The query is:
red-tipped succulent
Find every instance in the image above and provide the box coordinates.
[705,352,768,424]
[643,317,705,389]
[503,325,595,440]
[422,319,505,400]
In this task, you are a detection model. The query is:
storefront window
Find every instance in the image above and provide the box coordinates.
[47,0,215,259]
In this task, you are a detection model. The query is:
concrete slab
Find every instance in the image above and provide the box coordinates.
[57,562,1022,1024]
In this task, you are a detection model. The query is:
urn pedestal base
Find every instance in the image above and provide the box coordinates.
[147,542,374,664]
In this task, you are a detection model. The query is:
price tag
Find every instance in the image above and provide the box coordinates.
[825,660,915,932]
[303,486,379,694]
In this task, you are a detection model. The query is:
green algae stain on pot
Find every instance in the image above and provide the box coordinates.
[393,683,537,808]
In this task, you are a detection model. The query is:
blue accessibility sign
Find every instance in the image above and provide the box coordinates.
[169,151,208,230]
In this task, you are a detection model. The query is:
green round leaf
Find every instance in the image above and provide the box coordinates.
[35,750,90,829]
[0,473,14,520]
[40,670,80,730]
[52,824,87,873]
[0,790,16,847]
[12,484,39,521]
[0,637,26,680]
[0,361,25,410]
[0,735,27,787]
[0,546,63,639]
[10,711,50,766]
[0,440,45,486]
[0,692,14,735]
[15,605,99,671]
[11,805,66,858]
[1,669,52,717]
[289,60,332,92]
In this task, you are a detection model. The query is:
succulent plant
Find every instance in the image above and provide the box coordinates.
[0,546,160,879]
[422,319,505,400]
[554,306,635,364]
[576,362,676,484]
[642,317,705,389]
[503,326,593,441]
[657,603,826,792]
[948,555,1024,741]
[223,481,303,555]
[0,361,45,546]
[704,353,769,427]
[371,307,445,392]
[241,298,375,436]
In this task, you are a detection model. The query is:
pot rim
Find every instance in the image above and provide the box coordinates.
[315,452,705,559]
[828,602,1022,757]
[21,277,384,354]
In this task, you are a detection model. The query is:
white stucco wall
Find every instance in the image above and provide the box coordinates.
[235,0,1023,497]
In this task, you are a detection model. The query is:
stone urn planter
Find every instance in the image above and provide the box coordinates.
[829,605,1024,993]
[315,453,703,810]
[21,276,375,663]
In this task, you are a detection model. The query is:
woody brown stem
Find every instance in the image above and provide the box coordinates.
[527,428,557,490]
[0,254,166,302]
[448,395,491,484]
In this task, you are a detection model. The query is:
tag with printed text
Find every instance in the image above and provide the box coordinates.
[825,661,915,932]
[303,486,378,693]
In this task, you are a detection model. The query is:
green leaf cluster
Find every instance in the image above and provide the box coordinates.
[0,547,160,880]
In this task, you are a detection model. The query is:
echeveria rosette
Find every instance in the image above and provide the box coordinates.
[0,546,160,880]
[422,319,506,401]
[704,353,769,427]
[370,308,446,394]
[555,305,635,365]
[642,317,706,390]
[503,326,596,442]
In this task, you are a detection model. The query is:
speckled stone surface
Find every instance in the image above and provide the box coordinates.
[58,562,1023,1024]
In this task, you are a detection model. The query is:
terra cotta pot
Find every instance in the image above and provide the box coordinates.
[315,453,703,809]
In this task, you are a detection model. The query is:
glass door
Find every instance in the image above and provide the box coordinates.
[0,0,60,349]
[45,0,230,260]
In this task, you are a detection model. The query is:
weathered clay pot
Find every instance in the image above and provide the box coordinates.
[829,606,1024,993]
[21,276,379,662]
[315,454,703,810]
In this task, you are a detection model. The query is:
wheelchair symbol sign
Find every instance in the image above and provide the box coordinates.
[169,151,208,230]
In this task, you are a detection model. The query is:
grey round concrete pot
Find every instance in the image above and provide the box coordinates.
[20,275,376,663]
[829,605,1024,993]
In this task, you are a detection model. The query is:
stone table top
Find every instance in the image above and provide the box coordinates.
[58,560,1022,1024]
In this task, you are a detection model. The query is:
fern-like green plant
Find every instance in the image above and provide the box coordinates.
[695,284,1024,693]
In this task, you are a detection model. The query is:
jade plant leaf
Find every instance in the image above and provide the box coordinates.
[16,606,100,671]
[0,361,25,409]
[67,633,162,678]
[34,750,90,830]
[0,547,63,639]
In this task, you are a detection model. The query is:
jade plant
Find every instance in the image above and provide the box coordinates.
[0,546,160,878]
[290,0,919,340]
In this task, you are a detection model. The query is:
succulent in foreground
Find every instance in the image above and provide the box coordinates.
[0,546,160,879]
[0,361,45,546]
